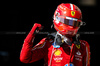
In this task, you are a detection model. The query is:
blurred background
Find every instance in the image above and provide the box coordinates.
[0,0,98,65]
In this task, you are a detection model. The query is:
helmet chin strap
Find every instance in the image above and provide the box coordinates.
[56,32,72,46]
[52,32,72,48]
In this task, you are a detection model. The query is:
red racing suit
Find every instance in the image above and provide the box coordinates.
[20,23,90,66]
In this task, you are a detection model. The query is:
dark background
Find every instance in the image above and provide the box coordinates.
[0,0,98,66]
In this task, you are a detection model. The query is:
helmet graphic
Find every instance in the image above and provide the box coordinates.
[53,3,83,37]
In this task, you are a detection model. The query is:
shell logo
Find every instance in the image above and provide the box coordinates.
[54,49,62,56]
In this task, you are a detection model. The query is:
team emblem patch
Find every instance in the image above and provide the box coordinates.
[76,45,80,49]
[71,11,75,16]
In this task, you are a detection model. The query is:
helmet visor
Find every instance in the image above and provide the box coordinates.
[56,16,81,27]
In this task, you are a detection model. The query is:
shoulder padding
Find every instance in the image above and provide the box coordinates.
[32,38,46,50]
[37,38,47,45]
[80,40,89,46]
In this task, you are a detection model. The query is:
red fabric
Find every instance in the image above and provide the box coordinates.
[20,35,90,66]
[20,24,90,66]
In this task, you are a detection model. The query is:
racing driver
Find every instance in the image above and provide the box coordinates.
[20,3,90,66]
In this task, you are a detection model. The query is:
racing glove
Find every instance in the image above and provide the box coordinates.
[24,23,42,44]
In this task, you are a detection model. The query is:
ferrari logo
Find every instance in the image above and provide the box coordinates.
[71,11,75,16]
[76,45,80,49]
